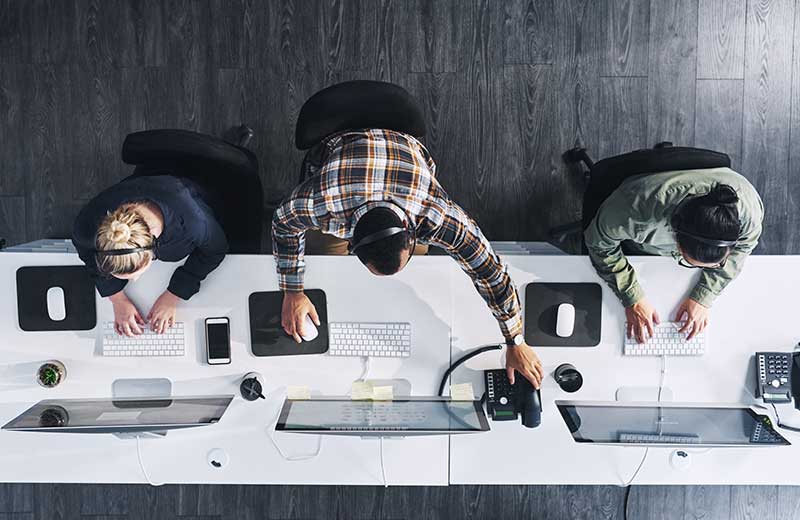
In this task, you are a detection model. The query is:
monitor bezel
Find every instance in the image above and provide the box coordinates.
[2,395,234,433]
[275,397,490,435]
[555,400,791,447]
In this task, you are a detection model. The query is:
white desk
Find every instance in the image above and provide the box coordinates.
[0,253,453,485]
[3,252,800,486]
[448,255,800,485]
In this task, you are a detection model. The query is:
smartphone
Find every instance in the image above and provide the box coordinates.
[205,317,231,365]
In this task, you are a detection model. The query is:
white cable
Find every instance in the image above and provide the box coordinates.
[622,356,667,487]
[355,356,371,382]
[379,436,388,487]
[265,394,323,461]
[135,435,163,486]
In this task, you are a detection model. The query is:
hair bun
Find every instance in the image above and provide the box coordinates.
[707,184,739,206]
[107,220,132,244]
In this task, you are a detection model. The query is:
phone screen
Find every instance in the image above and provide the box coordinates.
[207,321,230,360]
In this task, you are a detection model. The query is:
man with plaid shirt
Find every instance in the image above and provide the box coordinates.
[272,129,543,388]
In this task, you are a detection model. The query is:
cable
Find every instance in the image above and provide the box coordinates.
[438,344,502,396]
[623,485,633,520]
[355,356,371,382]
[135,435,164,486]
[265,394,323,461]
[379,436,388,487]
[770,403,800,433]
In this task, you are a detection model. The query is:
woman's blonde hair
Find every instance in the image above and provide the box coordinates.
[95,203,154,276]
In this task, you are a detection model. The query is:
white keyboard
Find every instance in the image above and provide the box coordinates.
[623,321,705,356]
[328,322,411,357]
[102,322,185,357]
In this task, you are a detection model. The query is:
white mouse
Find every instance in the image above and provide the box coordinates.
[300,315,319,341]
[46,286,66,321]
[556,303,575,338]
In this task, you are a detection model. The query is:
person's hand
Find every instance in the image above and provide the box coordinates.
[625,299,660,344]
[505,343,544,389]
[281,291,320,343]
[675,298,709,340]
[109,292,145,337]
[146,291,179,334]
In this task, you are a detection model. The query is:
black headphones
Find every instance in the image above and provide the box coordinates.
[673,229,738,248]
[93,236,159,258]
[348,226,409,253]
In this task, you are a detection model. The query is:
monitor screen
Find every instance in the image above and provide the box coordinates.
[556,401,790,446]
[276,398,490,434]
[3,396,233,433]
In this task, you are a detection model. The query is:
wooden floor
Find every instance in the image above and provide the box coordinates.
[1,0,800,518]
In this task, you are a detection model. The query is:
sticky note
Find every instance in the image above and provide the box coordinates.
[372,386,394,401]
[287,385,311,400]
[350,381,374,400]
[449,383,475,401]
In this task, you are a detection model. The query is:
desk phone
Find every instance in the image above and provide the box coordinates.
[755,352,793,403]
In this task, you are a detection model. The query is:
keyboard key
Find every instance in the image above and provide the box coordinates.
[328,322,412,358]
[101,322,185,357]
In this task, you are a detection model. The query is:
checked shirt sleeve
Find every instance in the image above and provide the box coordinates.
[271,185,320,292]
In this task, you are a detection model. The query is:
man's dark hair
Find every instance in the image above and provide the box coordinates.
[352,207,411,275]
[672,184,741,264]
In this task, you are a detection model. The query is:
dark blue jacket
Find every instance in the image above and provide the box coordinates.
[72,175,228,299]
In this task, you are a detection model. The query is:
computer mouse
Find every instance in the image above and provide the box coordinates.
[300,315,318,341]
[556,303,575,337]
[46,286,66,321]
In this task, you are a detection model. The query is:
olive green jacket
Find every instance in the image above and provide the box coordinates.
[584,167,764,307]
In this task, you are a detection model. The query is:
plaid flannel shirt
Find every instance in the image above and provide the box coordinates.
[271,129,522,341]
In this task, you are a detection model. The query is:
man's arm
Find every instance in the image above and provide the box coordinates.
[271,185,320,292]
[427,200,522,342]
[584,198,644,307]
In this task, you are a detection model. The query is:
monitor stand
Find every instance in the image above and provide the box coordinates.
[615,386,674,402]
[111,378,173,440]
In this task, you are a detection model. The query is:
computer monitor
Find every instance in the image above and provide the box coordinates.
[276,397,490,436]
[556,401,790,447]
[2,396,233,435]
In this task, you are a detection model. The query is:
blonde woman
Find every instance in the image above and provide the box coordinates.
[72,175,228,336]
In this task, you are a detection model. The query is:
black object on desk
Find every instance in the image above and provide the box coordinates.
[248,289,329,357]
[524,282,601,347]
[16,266,96,331]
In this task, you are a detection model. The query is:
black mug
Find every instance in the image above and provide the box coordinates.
[555,363,583,393]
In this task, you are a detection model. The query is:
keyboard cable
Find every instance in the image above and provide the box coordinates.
[136,435,164,486]
[623,355,667,519]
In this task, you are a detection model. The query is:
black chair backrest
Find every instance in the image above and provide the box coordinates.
[582,146,731,230]
[295,80,426,150]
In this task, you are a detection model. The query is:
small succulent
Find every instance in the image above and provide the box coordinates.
[38,363,63,387]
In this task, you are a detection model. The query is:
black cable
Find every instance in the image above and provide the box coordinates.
[623,486,632,520]
[437,344,502,396]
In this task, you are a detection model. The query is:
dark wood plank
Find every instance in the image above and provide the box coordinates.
[79,485,128,516]
[0,197,26,246]
[695,79,743,170]
[599,77,648,157]
[128,484,178,520]
[370,0,411,83]
[502,0,554,65]
[552,0,600,232]
[33,484,80,520]
[84,0,167,68]
[683,485,732,520]
[0,0,30,64]
[600,0,650,76]
[742,0,794,254]
[544,485,623,520]
[790,1,800,254]
[501,64,556,239]
[776,486,800,519]
[176,484,223,517]
[647,0,698,146]
[697,0,746,79]
[0,513,33,520]
[27,0,80,65]
[0,64,27,195]
[731,485,778,519]
[627,486,685,520]
[410,0,473,72]
[0,484,33,514]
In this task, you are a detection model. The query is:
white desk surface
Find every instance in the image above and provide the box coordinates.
[448,255,800,485]
[0,253,453,485]
[3,252,800,486]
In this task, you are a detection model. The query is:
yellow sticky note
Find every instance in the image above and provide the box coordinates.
[350,381,374,400]
[287,385,311,400]
[449,382,475,401]
[372,386,394,401]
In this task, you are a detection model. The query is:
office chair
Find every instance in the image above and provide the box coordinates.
[549,142,731,246]
[121,128,264,254]
[295,80,426,151]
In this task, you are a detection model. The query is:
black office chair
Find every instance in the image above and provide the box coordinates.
[121,128,264,254]
[549,142,732,247]
[295,80,426,152]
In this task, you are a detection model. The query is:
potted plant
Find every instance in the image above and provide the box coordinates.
[37,360,66,388]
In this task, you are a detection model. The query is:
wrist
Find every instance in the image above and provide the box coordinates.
[108,292,127,304]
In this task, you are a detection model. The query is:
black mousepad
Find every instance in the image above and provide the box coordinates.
[524,282,601,347]
[249,289,329,356]
[16,266,97,331]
